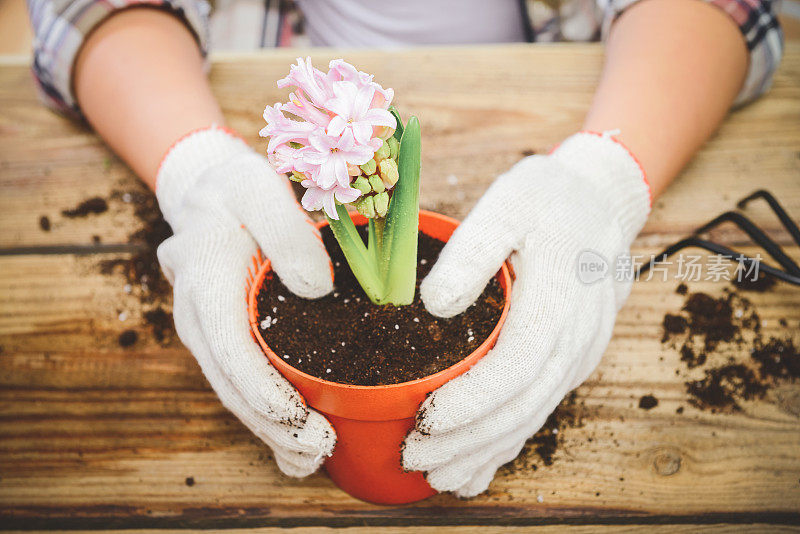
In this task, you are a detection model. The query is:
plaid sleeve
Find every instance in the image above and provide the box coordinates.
[601,0,784,106]
[27,0,210,118]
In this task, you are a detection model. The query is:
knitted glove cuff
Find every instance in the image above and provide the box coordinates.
[156,125,252,224]
[550,131,651,244]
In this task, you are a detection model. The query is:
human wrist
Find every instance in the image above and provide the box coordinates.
[550,131,651,244]
[156,126,251,223]
[74,8,221,188]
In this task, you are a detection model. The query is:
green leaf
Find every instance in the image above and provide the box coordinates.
[388,106,404,142]
[368,217,385,265]
[378,116,421,305]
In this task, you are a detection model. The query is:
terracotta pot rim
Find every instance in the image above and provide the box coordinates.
[247,209,512,392]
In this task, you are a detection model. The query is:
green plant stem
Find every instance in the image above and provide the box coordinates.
[326,204,384,303]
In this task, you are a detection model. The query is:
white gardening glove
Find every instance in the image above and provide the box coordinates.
[156,126,336,477]
[403,131,651,497]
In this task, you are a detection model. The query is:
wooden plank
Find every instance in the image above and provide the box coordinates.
[1,46,799,250]
[6,526,800,534]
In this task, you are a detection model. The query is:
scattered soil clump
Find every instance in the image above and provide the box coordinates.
[662,289,759,370]
[64,185,175,346]
[101,187,175,345]
[679,342,707,368]
[662,314,687,342]
[733,270,777,292]
[143,306,174,345]
[502,392,587,473]
[118,330,138,347]
[102,189,173,305]
[39,216,50,231]
[61,197,108,218]
[750,337,800,382]
[638,394,658,410]
[682,292,738,351]
[662,281,798,412]
[685,364,766,412]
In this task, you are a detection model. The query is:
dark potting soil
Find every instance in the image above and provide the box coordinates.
[100,190,173,305]
[99,187,176,345]
[61,197,109,218]
[750,336,800,382]
[638,394,658,410]
[685,364,766,412]
[143,306,174,344]
[682,292,738,352]
[255,226,505,386]
[662,289,760,368]
[502,391,586,473]
[733,270,777,292]
[680,342,706,368]
[61,184,176,346]
[118,329,138,347]
[661,314,687,342]
[662,281,799,413]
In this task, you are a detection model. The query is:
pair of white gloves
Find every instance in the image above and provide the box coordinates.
[156,127,650,497]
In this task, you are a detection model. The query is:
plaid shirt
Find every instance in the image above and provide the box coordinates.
[26,0,783,118]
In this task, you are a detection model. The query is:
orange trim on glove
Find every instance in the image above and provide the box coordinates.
[155,124,246,190]
[548,130,652,208]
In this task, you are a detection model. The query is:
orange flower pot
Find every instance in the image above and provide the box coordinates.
[247,210,512,504]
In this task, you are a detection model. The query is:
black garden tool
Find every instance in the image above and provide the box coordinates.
[638,190,800,286]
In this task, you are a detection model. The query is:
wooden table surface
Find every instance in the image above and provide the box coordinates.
[1,44,799,532]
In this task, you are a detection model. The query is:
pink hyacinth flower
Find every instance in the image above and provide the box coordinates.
[261,57,397,217]
[328,59,394,109]
[277,57,334,108]
[300,180,361,220]
[267,144,316,175]
[260,104,315,153]
[303,129,376,190]
[325,81,396,145]
[281,90,331,128]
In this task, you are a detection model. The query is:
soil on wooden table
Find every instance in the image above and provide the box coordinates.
[99,187,175,345]
[255,225,505,386]
[501,391,589,476]
[61,196,109,218]
[55,181,176,346]
[662,282,799,413]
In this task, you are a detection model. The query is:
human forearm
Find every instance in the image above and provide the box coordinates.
[583,0,748,199]
[74,8,224,189]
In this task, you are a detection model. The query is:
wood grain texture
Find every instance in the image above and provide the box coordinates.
[0,45,799,530]
[6,527,800,534]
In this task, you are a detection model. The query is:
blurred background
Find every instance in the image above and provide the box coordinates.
[2,0,799,55]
